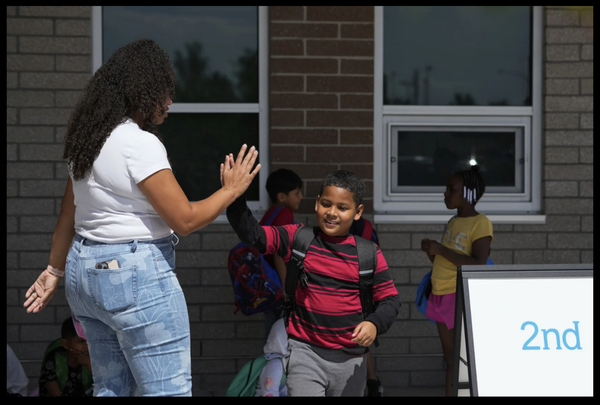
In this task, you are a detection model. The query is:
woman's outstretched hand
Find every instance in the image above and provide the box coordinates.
[220,144,261,198]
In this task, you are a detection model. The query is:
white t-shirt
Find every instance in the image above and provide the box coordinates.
[71,118,173,243]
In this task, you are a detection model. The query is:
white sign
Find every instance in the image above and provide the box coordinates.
[464,274,593,396]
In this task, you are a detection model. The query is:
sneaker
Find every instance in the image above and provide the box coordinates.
[366,378,384,397]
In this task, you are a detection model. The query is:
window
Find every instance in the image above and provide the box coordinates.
[374,6,543,220]
[92,6,269,210]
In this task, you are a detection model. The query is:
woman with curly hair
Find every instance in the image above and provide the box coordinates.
[22,38,261,396]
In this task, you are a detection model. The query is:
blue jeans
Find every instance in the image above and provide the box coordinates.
[65,234,191,396]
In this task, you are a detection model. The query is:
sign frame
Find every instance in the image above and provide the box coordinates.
[452,263,593,397]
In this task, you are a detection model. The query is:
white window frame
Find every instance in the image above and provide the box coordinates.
[92,6,270,216]
[388,117,527,196]
[373,6,545,224]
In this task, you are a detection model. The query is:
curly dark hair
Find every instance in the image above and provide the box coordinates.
[63,38,176,180]
[319,169,365,207]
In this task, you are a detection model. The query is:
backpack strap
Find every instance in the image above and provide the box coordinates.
[225,355,269,397]
[282,225,318,327]
[53,349,69,393]
[264,206,284,226]
[355,235,379,347]
[42,338,63,360]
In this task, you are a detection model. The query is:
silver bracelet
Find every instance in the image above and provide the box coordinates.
[46,264,65,277]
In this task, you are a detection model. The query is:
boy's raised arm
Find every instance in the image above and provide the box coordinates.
[226,195,267,252]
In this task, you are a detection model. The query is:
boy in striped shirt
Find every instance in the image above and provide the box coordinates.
[226,169,400,396]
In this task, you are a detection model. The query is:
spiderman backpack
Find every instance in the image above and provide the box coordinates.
[227,207,285,315]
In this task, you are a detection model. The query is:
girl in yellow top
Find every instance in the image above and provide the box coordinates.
[420,165,493,396]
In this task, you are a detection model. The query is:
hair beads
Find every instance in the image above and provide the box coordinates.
[458,166,486,205]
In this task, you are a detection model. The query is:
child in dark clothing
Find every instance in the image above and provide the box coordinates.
[226,169,399,396]
[261,169,303,338]
[39,317,93,397]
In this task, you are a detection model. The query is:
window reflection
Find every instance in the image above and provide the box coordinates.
[394,131,520,191]
[102,6,258,103]
[160,113,260,201]
[383,6,531,106]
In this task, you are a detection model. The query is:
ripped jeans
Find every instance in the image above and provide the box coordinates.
[65,234,191,396]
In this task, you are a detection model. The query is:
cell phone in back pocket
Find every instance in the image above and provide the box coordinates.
[95,259,119,269]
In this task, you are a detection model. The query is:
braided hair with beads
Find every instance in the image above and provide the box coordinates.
[456,165,486,205]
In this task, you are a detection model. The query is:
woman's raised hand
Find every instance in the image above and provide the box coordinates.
[220,144,261,199]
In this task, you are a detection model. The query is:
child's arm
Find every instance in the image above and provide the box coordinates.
[421,236,492,266]
[365,294,400,336]
[423,249,435,263]
[352,291,400,346]
[272,254,287,295]
[226,195,267,251]
[361,249,401,340]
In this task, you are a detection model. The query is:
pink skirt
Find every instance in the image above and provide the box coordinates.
[425,293,456,329]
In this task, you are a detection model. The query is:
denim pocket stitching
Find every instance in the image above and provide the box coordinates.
[86,266,138,312]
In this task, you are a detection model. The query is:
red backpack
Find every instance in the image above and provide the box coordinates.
[350,218,378,245]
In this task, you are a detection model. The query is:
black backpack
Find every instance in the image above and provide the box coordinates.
[282,225,380,346]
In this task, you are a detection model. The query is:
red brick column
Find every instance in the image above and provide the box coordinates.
[269,6,375,212]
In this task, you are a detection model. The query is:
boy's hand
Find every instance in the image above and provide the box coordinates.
[351,321,377,347]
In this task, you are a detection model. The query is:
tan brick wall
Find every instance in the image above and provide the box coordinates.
[540,6,593,264]
[269,6,375,212]
[6,5,93,395]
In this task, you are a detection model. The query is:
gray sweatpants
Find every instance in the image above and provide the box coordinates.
[282,339,367,396]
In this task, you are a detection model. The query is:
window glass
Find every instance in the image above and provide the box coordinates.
[160,113,260,201]
[383,6,531,106]
[102,6,258,103]
[98,6,264,206]
[391,128,522,193]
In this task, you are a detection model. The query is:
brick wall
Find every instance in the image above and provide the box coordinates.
[6,5,593,396]
[6,5,94,395]
[541,6,594,267]
[269,6,375,213]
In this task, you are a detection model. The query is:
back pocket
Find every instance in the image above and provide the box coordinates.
[87,266,138,312]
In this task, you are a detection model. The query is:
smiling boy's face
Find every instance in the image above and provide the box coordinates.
[315,186,364,237]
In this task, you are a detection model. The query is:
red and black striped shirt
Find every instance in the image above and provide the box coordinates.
[227,197,400,356]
